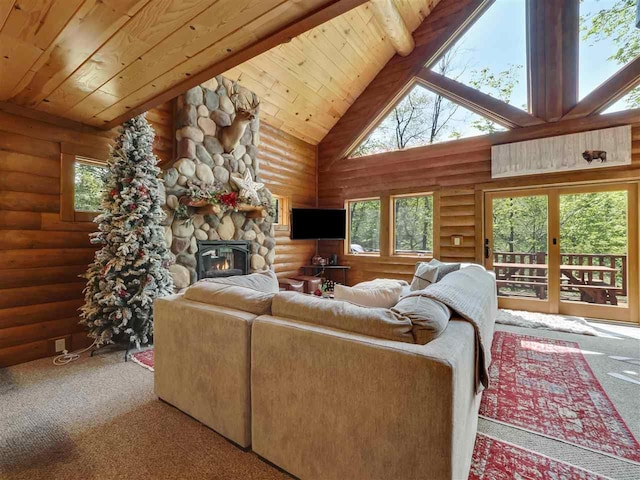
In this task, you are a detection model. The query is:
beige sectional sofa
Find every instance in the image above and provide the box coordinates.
[154,294,255,447]
[251,315,482,480]
[154,267,496,479]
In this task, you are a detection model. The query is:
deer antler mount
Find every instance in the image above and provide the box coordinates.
[220,81,260,154]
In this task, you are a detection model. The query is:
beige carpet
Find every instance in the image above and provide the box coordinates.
[1,323,639,480]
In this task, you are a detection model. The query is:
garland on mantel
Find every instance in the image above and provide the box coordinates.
[176,179,272,220]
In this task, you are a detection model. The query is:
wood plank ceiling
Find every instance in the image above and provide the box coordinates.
[224,0,440,144]
[0,0,371,132]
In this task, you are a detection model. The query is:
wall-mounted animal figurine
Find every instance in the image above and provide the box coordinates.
[220,82,260,153]
[582,150,607,163]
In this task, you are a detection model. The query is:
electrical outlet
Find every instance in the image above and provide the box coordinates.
[55,338,66,353]
[451,235,463,246]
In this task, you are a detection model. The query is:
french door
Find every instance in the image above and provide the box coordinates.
[484,183,638,323]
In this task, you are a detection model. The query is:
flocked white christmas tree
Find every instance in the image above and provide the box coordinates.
[80,114,174,348]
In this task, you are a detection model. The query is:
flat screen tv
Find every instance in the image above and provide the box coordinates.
[290,208,346,240]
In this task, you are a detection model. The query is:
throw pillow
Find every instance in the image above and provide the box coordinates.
[392,294,451,344]
[334,283,403,308]
[410,262,439,291]
[429,259,461,282]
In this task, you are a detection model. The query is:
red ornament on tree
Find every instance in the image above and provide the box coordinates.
[129,204,136,211]
[110,188,118,197]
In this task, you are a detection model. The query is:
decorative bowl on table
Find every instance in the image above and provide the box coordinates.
[311,255,327,266]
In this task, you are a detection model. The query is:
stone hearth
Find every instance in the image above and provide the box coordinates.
[161,76,275,289]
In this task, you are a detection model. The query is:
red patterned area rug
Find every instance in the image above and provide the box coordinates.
[480,332,640,464]
[130,349,154,371]
[470,433,608,480]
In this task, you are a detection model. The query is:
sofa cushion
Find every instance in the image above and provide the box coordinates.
[201,270,279,293]
[334,280,404,309]
[392,294,452,344]
[272,291,415,343]
[410,262,440,291]
[354,278,409,289]
[184,271,279,315]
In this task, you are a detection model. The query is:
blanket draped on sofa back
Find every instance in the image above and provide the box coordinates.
[405,265,497,392]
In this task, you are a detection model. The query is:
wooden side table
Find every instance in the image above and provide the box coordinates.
[300,265,350,285]
[279,278,304,292]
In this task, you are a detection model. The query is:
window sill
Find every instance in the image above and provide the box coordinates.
[73,211,99,223]
[344,253,380,257]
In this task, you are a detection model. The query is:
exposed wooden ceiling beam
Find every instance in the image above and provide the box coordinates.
[527,0,579,121]
[319,0,494,169]
[0,100,115,137]
[562,55,640,121]
[369,0,415,56]
[416,68,545,128]
[103,0,368,130]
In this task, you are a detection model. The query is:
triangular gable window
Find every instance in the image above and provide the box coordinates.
[428,0,529,112]
[602,86,640,114]
[580,0,640,104]
[350,84,505,158]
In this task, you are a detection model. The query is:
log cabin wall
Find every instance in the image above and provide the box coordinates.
[147,101,176,168]
[0,101,316,367]
[0,103,173,368]
[258,121,318,279]
[318,113,640,285]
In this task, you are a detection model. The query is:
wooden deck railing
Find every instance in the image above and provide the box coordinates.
[493,251,627,296]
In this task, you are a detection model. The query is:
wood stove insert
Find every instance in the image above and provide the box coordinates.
[196,240,250,279]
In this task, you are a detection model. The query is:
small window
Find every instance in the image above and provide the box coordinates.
[393,194,434,256]
[347,199,380,254]
[271,194,289,226]
[61,149,108,223]
[74,158,108,212]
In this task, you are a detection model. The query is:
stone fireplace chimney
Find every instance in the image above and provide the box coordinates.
[161,76,276,290]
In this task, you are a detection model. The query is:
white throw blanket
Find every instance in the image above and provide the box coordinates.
[405,265,497,392]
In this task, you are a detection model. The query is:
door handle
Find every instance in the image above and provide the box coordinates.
[552,238,557,245]
[484,238,490,259]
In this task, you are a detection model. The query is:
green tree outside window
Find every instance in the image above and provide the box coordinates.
[349,200,380,253]
[394,195,433,255]
[75,160,108,212]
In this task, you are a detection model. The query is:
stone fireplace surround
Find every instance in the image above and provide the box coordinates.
[161,76,276,290]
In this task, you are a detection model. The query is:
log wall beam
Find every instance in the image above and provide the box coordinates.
[370,0,415,56]
[416,68,545,128]
[562,56,640,120]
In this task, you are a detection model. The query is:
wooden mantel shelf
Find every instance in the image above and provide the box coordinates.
[193,202,266,218]
[235,204,267,218]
